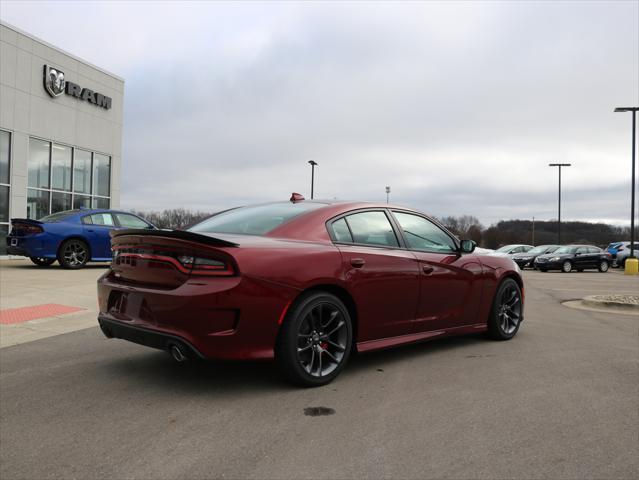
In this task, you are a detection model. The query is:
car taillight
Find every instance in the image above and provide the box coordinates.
[12,224,43,235]
[176,255,234,276]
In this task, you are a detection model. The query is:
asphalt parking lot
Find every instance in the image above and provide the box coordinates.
[1,260,638,479]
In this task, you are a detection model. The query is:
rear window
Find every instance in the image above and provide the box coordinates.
[40,210,78,222]
[189,202,324,236]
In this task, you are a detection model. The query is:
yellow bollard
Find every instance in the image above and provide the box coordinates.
[624,257,639,275]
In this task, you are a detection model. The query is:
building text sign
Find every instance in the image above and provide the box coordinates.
[43,65,112,109]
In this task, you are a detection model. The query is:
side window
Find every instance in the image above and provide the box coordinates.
[588,247,600,254]
[511,247,522,254]
[522,246,533,252]
[87,213,114,226]
[392,211,457,253]
[331,218,353,243]
[344,211,399,247]
[576,247,588,254]
[115,213,149,229]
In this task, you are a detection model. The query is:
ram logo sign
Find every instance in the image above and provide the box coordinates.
[42,65,112,110]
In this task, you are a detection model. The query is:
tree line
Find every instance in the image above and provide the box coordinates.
[133,209,629,249]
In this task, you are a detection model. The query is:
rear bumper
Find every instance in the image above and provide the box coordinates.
[97,271,299,360]
[98,316,204,358]
[6,235,57,258]
[7,246,30,257]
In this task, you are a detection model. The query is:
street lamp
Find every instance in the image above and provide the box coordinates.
[308,160,318,199]
[614,107,639,274]
[548,163,571,244]
[385,186,391,204]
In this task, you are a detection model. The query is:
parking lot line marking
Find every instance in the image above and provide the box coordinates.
[0,304,86,325]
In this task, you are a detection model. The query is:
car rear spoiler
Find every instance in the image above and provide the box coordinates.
[10,218,43,225]
[110,229,239,248]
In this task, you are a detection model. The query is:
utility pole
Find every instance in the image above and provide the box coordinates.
[548,163,571,244]
[614,107,638,275]
[532,216,535,246]
[385,186,391,204]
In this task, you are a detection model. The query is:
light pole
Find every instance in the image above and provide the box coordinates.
[532,216,535,246]
[548,163,571,244]
[385,186,391,204]
[308,160,318,199]
[614,107,638,274]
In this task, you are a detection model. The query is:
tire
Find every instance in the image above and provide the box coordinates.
[598,260,609,273]
[488,278,523,341]
[562,261,572,273]
[275,292,353,387]
[30,257,56,267]
[539,268,547,272]
[57,239,89,269]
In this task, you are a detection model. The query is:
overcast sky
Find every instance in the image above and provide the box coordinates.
[2,1,638,226]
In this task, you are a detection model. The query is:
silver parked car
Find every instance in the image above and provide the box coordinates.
[609,242,639,268]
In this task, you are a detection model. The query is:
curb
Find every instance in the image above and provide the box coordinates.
[581,295,639,310]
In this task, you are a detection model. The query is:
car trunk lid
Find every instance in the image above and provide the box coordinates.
[109,229,239,289]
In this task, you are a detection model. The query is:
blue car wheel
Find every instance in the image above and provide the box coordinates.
[58,239,89,269]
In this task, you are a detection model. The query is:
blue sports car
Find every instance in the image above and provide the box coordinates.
[6,209,155,269]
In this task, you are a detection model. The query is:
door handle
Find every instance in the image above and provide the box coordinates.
[422,265,434,274]
[350,258,365,268]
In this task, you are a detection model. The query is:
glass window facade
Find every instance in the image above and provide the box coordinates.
[0,130,10,256]
[26,137,111,219]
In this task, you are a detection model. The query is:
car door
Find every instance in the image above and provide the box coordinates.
[81,213,117,259]
[573,246,589,269]
[329,210,420,342]
[588,247,603,267]
[390,211,484,332]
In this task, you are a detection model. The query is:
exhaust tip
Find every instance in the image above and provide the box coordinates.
[169,344,188,362]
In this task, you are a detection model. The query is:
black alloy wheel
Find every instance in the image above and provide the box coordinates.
[488,278,523,341]
[30,257,56,267]
[57,239,89,269]
[276,292,353,387]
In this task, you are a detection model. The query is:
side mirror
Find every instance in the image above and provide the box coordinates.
[460,239,476,254]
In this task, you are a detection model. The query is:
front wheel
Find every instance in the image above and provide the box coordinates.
[57,239,89,269]
[562,261,572,273]
[275,292,353,387]
[30,257,56,267]
[598,260,609,272]
[488,278,523,341]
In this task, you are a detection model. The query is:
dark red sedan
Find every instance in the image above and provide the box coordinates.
[98,196,524,386]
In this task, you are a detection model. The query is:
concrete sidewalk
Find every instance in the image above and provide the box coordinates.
[0,259,107,348]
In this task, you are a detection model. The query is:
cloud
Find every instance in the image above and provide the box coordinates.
[2,1,637,225]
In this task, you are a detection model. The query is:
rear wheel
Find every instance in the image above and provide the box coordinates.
[488,278,522,341]
[30,257,56,267]
[275,292,353,387]
[562,261,572,273]
[58,239,89,269]
[598,260,609,273]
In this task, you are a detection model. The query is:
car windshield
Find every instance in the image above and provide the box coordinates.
[527,246,548,254]
[554,246,578,254]
[39,210,78,222]
[189,202,325,236]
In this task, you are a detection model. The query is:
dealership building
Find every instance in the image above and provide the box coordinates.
[0,22,123,255]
